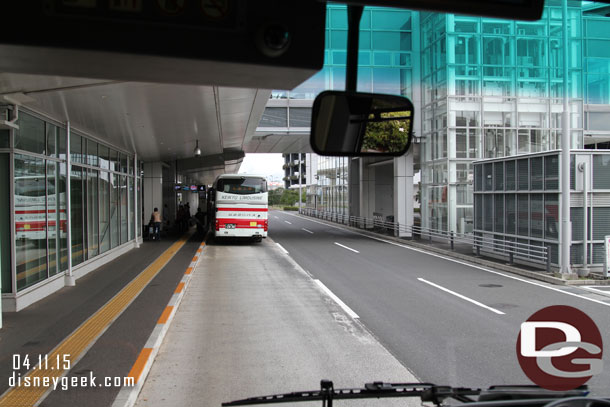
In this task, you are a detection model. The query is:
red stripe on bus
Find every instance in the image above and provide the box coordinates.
[15,210,66,214]
[216,208,268,212]
[218,219,266,228]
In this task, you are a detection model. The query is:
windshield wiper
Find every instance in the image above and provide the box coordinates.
[222,380,481,406]
[223,381,592,407]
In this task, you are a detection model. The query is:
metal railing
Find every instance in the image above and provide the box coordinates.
[299,208,552,273]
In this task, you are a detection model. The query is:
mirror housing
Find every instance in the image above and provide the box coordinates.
[310,91,414,156]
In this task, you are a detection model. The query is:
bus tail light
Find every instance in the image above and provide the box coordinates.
[215,219,219,231]
[264,219,268,232]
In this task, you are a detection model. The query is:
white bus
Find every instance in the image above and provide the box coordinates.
[210,174,268,241]
[15,176,67,241]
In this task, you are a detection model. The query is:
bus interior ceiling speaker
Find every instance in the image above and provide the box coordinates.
[309,4,413,157]
[194,140,202,157]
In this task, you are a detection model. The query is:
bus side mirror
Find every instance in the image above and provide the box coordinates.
[310,90,414,157]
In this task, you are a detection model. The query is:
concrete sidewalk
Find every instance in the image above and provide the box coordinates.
[135,237,420,407]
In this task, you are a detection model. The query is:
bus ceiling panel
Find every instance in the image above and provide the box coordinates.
[340,0,544,21]
[0,1,325,89]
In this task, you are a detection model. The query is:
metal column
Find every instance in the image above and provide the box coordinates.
[65,121,75,286]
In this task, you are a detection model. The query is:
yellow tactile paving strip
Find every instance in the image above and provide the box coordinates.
[0,235,190,407]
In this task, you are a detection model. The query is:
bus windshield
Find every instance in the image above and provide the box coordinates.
[217,177,268,195]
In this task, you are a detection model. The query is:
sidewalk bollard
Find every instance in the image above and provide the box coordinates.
[450,231,454,250]
[546,245,551,273]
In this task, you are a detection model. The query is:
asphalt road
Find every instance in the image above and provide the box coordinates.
[268,210,610,395]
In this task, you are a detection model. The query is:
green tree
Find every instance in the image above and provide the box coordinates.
[361,111,411,153]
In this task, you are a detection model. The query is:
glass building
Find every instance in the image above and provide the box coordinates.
[473,150,610,269]
[258,2,610,266]
[259,4,416,212]
[420,0,610,236]
[0,107,141,310]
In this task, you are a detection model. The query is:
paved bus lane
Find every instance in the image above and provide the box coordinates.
[269,211,610,395]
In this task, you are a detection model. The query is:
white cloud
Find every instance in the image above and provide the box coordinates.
[238,153,284,181]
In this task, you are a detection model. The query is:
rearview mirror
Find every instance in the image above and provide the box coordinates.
[310,91,414,156]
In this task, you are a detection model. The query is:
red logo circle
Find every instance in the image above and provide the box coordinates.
[516,305,603,391]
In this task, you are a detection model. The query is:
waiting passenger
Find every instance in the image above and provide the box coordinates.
[151,207,162,241]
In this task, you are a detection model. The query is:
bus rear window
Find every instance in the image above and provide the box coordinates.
[217,178,267,195]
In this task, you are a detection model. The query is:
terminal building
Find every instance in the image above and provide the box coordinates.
[260,1,610,272]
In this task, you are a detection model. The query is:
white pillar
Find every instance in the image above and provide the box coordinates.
[143,162,164,229]
[134,154,140,248]
[394,152,414,238]
[65,121,75,287]
[359,158,375,228]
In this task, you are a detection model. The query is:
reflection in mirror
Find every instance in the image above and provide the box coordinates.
[311,91,414,156]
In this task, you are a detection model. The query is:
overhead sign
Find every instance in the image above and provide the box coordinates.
[198,185,206,192]
[190,185,198,191]
[174,184,182,191]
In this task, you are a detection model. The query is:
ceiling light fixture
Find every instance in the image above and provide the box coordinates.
[194,140,202,157]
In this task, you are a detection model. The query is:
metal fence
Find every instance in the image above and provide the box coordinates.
[299,208,551,273]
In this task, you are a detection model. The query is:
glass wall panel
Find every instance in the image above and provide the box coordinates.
[545,194,559,240]
[137,177,142,237]
[484,195,493,231]
[506,194,516,235]
[518,195,529,236]
[46,124,58,158]
[46,161,65,277]
[494,194,504,233]
[87,169,99,259]
[120,154,128,174]
[129,177,135,241]
[530,157,543,190]
[545,155,559,190]
[59,128,67,160]
[15,113,46,154]
[0,129,9,148]
[593,154,610,189]
[14,154,47,290]
[87,139,98,167]
[99,144,110,170]
[99,171,110,253]
[120,175,128,244]
[0,153,11,293]
[110,173,120,248]
[70,134,83,165]
[506,161,516,190]
[518,159,529,190]
[530,194,543,238]
[70,167,85,266]
[592,207,610,240]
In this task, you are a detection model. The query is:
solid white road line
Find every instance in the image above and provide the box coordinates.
[284,220,292,225]
[418,278,505,315]
[301,228,314,234]
[274,216,279,219]
[276,243,289,254]
[314,279,360,319]
[285,212,610,309]
[334,242,359,253]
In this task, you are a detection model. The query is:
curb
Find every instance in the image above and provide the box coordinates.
[294,214,608,287]
[111,242,206,407]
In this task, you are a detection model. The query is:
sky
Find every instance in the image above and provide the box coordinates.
[238,153,285,182]
[238,153,420,184]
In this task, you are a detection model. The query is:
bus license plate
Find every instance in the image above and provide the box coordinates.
[250,221,257,226]
[225,224,236,229]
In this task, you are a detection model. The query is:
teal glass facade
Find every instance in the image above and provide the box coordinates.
[420,1,610,235]
[260,2,610,241]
